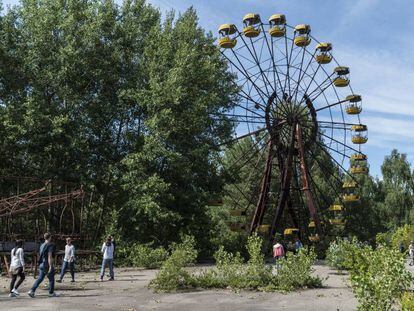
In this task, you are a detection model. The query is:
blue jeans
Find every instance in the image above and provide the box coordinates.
[59,261,75,281]
[31,264,55,294]
[100,259,114,279]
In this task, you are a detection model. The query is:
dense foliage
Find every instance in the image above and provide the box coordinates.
[0,0,414,262]
[117,242,168,269]
[325,238,360,271]
[149,235,198,291]
[150,234,322,292]
[0,0,237,252]
[326,238,413,311]
[348,246,412,311]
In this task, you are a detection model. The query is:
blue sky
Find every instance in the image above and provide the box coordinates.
[3,0,414,177]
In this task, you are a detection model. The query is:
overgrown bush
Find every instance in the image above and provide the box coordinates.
[149,234,322,293]
[275,248,322,291]
[195,235,321,292]
[149,235,198,292]
[325,238,360,271]
[126,244,168,269]
[348,246,413,311]
[400,292,414,311]
[376,225,414,251]
[194,235,272,290]
[390,225,414,251]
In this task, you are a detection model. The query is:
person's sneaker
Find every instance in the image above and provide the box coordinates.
[9,292,16,297]
[109,277,114,281]
[48,292,60,298]
[28,291,35,298]
[11,288,20,295]
[56,279,62,283]
[100,277,103,282]
[71,279,75,283]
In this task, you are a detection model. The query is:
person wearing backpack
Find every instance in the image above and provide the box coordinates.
[28,232,58,298]
[9,239,26,297]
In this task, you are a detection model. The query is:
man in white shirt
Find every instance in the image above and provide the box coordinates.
[57,237,75,283]
[100,235,114,281]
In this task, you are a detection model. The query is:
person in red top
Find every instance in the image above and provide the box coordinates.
[273,242,285,268]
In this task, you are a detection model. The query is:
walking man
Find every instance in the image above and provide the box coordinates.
[57,237,75,283]
[28,232,58,298]
[100,235,114,281]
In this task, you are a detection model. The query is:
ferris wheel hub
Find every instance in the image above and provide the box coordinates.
[265,92,318,152]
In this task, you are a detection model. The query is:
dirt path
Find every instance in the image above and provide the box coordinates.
[0,262,358,311]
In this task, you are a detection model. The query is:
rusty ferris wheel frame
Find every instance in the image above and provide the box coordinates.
[214,14,368,240]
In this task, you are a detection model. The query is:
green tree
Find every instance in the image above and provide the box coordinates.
[119,8,237,253]
[381,149,414,227]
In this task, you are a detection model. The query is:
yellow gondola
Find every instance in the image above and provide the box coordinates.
[351,124,368,144]
[218,24,237,49]
[315,43,332,64]
[351,153,367,161]
[269,14,286,37]
[333,66,350,87]
[294,24,311,47]
[308,221,320,242]
[207,199,224,206]
[243,13,261,38]
[284,228,299,236]
[329,205,345,226]
[343,180,358,189]
[343,194,360,202]
[346,95,362,115]
[229,209,247,217]
[350,165,369,175]
[257,224,271,234]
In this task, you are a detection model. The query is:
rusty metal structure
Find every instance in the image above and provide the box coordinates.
[0,176,87,242]
[215,13,367,241]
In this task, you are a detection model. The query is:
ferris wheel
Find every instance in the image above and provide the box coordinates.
[216,13,368,241]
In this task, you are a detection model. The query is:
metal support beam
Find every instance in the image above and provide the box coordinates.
[270,125,296,240]
[296,123,323,236]
[250,141,274,233]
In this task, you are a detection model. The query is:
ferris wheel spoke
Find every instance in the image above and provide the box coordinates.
[225,136,269,174]
[215,113,264,120]
[229,100,264,118]
[221,50,269,104]
[237,31,275,95]
[307,171,334,210]
[216,127,266,147]
[312,140,359,184]
[222,188,251,210]
[306,145,345,187]
[318,121,360,127]
[307,74,335,101]
[314,139,350,159]
[239,88,267,112]
[315,99,348,112]
[319,131,360,154]
[292,48,315,104]
[262,25,284,94]
[237,143,270,213]
[283,31,296,97]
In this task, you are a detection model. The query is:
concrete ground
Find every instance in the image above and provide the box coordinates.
[0,261,360,311]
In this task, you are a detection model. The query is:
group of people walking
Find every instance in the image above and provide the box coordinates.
[6,232,116,298]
